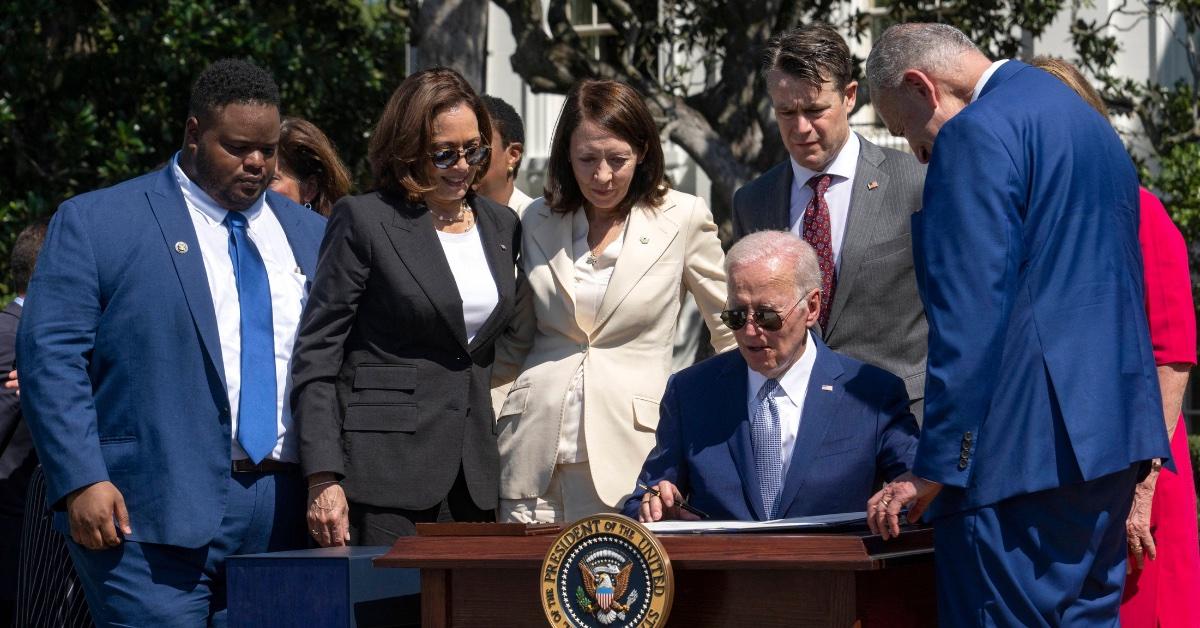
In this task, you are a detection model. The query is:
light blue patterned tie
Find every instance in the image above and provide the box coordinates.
[224,211,278,463]
[751,378,783,519]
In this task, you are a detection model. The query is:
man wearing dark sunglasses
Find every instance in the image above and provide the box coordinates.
[624,230,919,523]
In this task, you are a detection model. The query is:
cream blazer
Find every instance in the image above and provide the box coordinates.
[496,189,736,507]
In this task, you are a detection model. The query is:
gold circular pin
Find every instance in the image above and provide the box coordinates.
[175,242,189,254]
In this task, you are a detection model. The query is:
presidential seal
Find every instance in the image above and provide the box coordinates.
[540,514,673,628]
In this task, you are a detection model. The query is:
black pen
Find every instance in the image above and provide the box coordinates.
[639,483,710,519]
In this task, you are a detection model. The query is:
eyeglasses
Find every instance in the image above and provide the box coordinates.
[720,296,804,331]
[427,144,490,169]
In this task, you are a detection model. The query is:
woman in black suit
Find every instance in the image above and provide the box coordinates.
[292,67,528,547]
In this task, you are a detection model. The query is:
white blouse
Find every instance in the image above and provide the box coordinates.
[436,225,499,344]
[558,210,625,463]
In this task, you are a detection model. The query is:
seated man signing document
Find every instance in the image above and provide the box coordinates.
[624,231,918,522]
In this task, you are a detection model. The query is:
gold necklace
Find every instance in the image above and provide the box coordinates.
[433,200,471,223]
[586,216,624,265]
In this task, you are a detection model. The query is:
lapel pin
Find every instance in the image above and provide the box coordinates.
[639,236,649,244]
[500,244,508,251]
[867,181,879,190]
[821,384,833,391]
[175,242,188,254]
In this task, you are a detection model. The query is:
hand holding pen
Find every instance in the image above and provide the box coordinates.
[638,481,710,522]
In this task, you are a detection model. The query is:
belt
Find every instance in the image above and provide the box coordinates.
[231,458,300,474]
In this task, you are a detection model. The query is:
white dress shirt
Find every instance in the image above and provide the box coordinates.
[436,225,500,343]
[557,209,626,464]
[788,132,860,269]
[972,60,1009,103]
[746,331,818,479]
[173,157,306,463]
[508,187,535,217]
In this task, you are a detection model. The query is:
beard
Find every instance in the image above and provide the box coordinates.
[193,143,266,211]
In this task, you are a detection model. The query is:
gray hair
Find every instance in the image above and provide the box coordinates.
[865,23,980,93]
[725,230,822,297]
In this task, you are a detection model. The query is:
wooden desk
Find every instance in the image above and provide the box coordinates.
[375,527,935,627]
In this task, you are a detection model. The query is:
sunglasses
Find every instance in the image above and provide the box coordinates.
[428,144,490,169]
[720,296,804,331]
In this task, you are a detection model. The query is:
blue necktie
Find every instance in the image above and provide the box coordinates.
[224,211,277,463]
[751,378,783,519]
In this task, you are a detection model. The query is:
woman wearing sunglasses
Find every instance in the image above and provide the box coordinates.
[290,67,529,546]
[495,79,737,523]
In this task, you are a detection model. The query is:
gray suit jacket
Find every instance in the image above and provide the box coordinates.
[732,134,928,420]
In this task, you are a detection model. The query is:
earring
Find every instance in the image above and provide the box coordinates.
[506,165,514,179]
[304,202,313,210]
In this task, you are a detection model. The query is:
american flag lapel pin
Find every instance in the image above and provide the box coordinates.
[821,384,834,391]
[867,181,879,190]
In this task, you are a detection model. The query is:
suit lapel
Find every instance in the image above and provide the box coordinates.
[381,202,470,352]
[764,161,793,231]
[527,204,576,309]
[466,198,514,353]
[265,191,321,276]
[145,166,227,388]
[825,137,889,337]
[720,355,767,520]
[776,338,846,515]
[592,199,679,331]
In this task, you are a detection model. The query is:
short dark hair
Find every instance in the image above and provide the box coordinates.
[761,22,854,90]
[481,95,525,177]
[11,219,49,295]
[188,59,281,120]
[544,80,667,216]
[368,67,493,201]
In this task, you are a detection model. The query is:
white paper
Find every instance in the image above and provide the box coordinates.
[642,511,867,534]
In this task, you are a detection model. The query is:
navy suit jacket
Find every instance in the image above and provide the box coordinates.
[17,165,326,548]
[622,337,918,521]
[913,61,1168,517]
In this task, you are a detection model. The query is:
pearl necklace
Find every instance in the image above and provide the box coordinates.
[433,201,471,223]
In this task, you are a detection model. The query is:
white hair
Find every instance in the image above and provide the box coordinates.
[725,230,821,296]
[865,23,980,93]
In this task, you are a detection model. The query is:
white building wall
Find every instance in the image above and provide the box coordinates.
[484,1,1194,199]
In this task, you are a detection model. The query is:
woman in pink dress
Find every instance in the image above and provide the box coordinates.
[1032,56,1200,627]
[1121,187,1200,628]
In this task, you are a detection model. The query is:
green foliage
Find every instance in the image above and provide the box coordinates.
[0,0,407,299]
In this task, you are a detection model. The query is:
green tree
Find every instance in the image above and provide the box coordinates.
[0,0,408,298]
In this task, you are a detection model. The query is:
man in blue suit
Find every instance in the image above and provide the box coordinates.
[17,60,326,626]
[864,24,1169,625]
[624,230,918,522]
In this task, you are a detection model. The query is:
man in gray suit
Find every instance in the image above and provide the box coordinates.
[733,22,928,420]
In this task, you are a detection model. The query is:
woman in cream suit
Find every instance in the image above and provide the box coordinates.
[497,80,736,523]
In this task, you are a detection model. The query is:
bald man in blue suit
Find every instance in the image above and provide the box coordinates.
[864,24,1169,626]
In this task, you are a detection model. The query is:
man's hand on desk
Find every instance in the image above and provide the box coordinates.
[867,471,942,540]
[66,481,131,550]
[638,480,701,523]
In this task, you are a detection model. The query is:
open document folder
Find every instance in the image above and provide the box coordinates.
[643,511,869,534]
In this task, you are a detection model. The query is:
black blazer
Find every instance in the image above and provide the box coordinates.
[0,300,36,518]
[291,191,522,511]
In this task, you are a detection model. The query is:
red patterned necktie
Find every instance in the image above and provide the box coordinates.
[802,173,836,331]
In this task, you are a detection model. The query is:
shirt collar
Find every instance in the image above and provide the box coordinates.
[747,329,818,405]
[789,131,859,189]
[172,152,267,226]
[971,59,1009,103]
